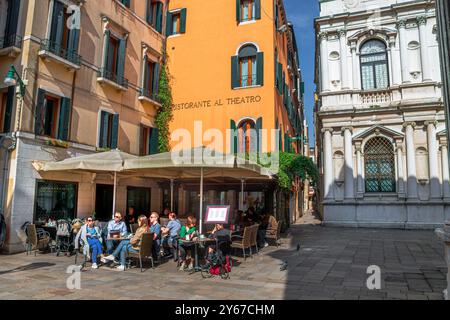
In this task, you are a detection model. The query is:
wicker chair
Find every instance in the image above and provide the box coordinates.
[26,224,51,256]
[130,223,139,233]
[126,232,155,272]
[249,224,259,255]
[230,226,252,260]
[266,221,282,247]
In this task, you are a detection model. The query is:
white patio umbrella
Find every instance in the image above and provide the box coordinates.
[124,147,273,234]
[32,149,138,218]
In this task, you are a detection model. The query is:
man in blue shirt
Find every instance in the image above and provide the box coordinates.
[149,212,162,259]
[106,212,128,254]
[161,212,181,260]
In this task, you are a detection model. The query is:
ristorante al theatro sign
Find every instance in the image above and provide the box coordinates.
[172,95,262,111]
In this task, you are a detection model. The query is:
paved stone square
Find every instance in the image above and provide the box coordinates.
[0,223,447,300]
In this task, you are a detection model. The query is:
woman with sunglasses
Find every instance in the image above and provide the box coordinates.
[102,215,148,271]
[74,216,103,269]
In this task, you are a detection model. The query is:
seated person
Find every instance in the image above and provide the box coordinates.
[106,212,128,254]
[149,212,162,258]
[178,215,198,271]
[258,212,278,247]
[209,224,231,256]
[74,216,103,269]
[101,215,148,271]
[161,212,181,260]
[125,207,136,228]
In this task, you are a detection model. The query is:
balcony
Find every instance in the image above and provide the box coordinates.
[0,34,22,57]
[38,39,81,70]
[360,89,392,106]
[138,88,162,107]
[97,68,128,91]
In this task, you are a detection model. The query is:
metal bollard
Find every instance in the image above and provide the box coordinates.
[435,221,450,300]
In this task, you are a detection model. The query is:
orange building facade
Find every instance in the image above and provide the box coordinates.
[166,0,304,155]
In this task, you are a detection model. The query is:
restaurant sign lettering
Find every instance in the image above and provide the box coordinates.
[173,95,262,111]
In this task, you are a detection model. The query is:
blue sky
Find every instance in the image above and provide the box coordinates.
[284,0,319,146]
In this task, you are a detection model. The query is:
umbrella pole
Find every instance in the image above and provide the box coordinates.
[170,179,174,211]
[112,172,117,219]
[199,167,203,235]
[239,179,245,210]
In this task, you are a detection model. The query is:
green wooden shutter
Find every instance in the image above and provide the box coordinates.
[99,111,108,148]
[150,127,159,155]
[111,114,119,149]
[180,8,187,33]
[35,89,46,136]
[255,0,261,20]
[67,28,80,63]
[139,124,145,156]
[256,52,264,86]
[300,81,305,95]
[57,97,71,141]
[156,2,163,33]
[231,56,239,89]
[2,86,15,133]
[122,0,130,8]
[255,117,262,153]
[50,1,65,49]
[117,38,126,81]
[165,11,173,36]
[5,0,20,40]
[152,62,160,97]
[284,133,289,152]
[143,56,149,95]
[277,63,283,94]
[230,119,237,154]
[146,0,153,24]
[103,29,110,72]
[236,0,241,22]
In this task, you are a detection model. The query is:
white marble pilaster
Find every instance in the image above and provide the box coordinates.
[342,127,354,199]
[417,16,432,82]
[440,139,450,200]
[322,128,333,199]
[338,29,349,89]
[425,121,441,199]
[395,139,406,198]
[388,36,401,86]
[404,122,418,199]
[397,20,410,84]
[350,41,359,90]
[319,32,330,92]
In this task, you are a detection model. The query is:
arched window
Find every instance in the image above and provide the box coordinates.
[364,137,395,193]
[360,40,389,90]
[238,119,256,153]
[238,44,257,87]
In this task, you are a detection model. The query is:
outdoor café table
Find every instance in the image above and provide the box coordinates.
[180,238,216,272]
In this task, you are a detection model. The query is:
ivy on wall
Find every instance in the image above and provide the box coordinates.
[155,59,173,153]
[277,152,319,191]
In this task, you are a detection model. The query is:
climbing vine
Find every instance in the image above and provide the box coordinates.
[275,152,319,191]
[155,58,173,153]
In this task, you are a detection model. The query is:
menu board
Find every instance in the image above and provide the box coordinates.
[205,206,230,224]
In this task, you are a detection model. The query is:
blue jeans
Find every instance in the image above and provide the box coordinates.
[112,240,138,266]
[87,238,103,264]
[106,240,120,254]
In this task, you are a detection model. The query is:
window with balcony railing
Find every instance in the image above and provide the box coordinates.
[42,0,80,65]
[146,0,163,33]
[1,0,21,50]
[99,30,128,89]
[231,44,264,89]
[141,57,160,102]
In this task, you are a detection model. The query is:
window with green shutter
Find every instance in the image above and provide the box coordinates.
[237,0,261,23]
[120,0,130,8]
[230,119,238,154]
[149,127,159,155]
[34,89,71,140]
[3,0,21,48]
[140,124,152,156]
[101,31,127,87]
[166,9,187,36]
[99,111,119,149]
[232,44,263,88]
[0,86,14,133]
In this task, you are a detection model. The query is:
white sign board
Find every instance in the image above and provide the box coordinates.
[205,205,230,224]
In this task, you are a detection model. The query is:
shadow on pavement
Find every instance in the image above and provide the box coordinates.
[0,262,55,275]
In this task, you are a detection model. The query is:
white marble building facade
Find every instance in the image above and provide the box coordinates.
[315,0,449,228]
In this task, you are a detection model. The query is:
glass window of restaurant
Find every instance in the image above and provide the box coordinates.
[127,187,151,217]
[35,180,77,222]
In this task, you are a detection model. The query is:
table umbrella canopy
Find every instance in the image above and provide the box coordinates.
[32,149,138,173]
[123,146,274,179]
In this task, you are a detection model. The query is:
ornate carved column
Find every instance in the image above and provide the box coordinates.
[397,20,410,83]
[322,128,334,199]
[425,121,441,199]
[350,41,359,90]
[338,29,349,89]
[395,138,406,198]
[404,122,418,199]
[319,32,330,92]
[355,140,364,198]
[440,137,450,200]
[342,127,354,199]
[417,16,432,82]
